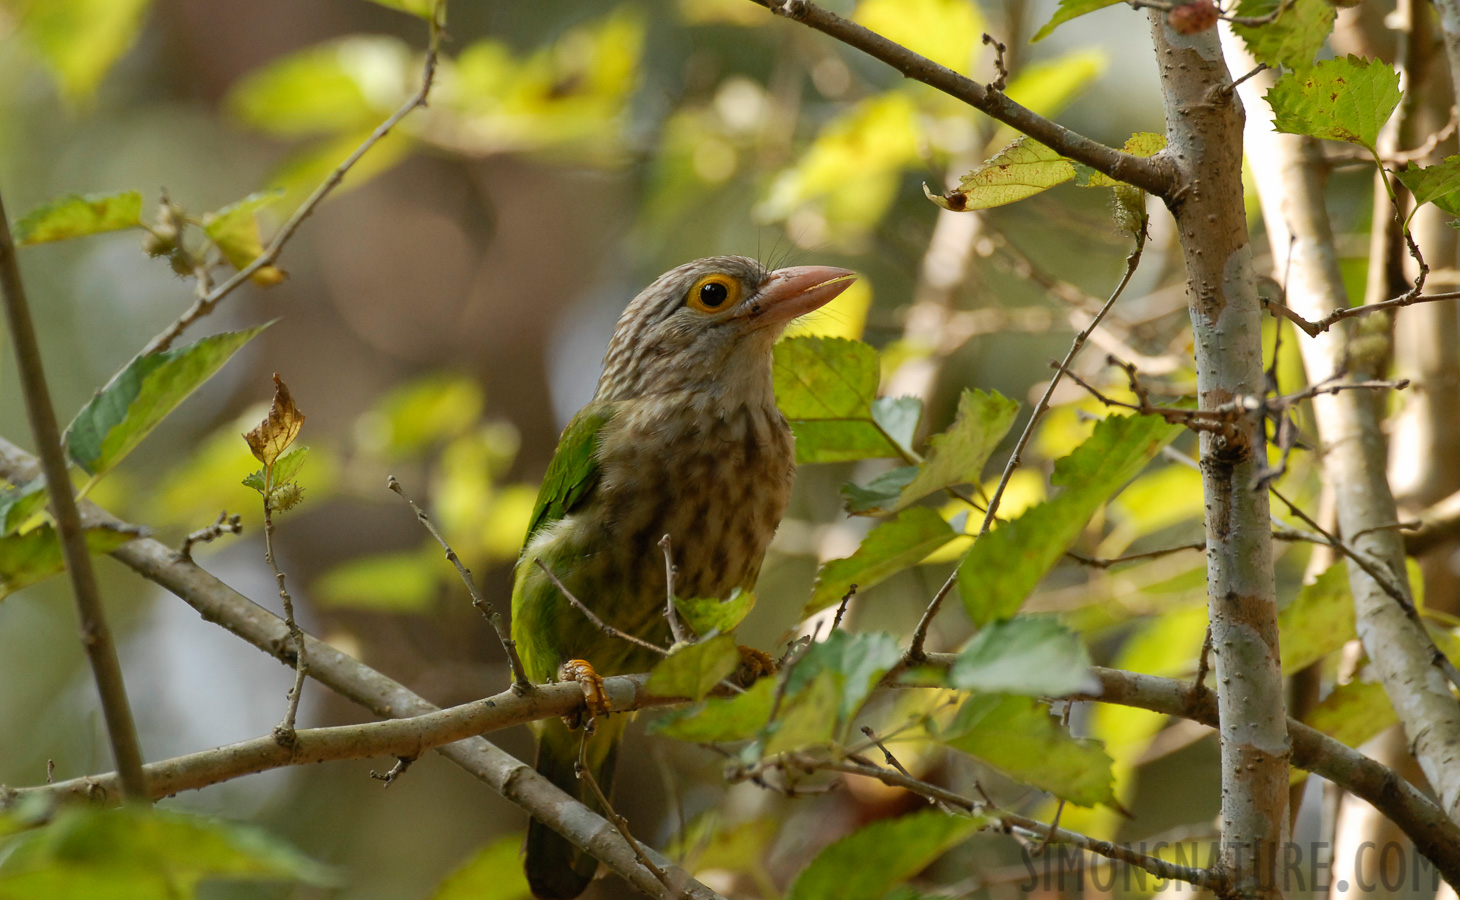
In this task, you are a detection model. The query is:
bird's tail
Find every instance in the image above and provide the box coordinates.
[526,716,623,900]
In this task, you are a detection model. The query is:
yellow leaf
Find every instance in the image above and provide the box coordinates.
[244,374,306,469]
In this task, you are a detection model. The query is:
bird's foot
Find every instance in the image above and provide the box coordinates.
[558,659,610,732]
[732,645,778,688]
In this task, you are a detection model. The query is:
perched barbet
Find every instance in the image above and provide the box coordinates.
[512,256,855,898]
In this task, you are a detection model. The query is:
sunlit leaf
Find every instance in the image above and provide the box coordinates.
[430,834,530,900]
[357,373,486,458]
[1032,0,1122,42]
[852,0,984,74]
[1303,680,1396,749]
[649,677,776,742]
[785,810,982,900]
[806,508,957,617]
[363,0,440,19]
[941,694,1116,806]
[957,414,1180,625]
[950,616,1099,697]
[676,589,755,637]
[773,337,902,463]
[783,279,874,341]
[897,389,1018,510]
[0,524,137,600]
[990,50,1108,148]
[647,634,740,701]
[313,549,439,612]
[1279,562,1355,674]
[202,190,286,286]
[1267,55,1401,152]
[228,36,412,137]
[64,324,271,478]
[243,446,310,495]
[13,191,142,245]
[1396,156,1460,217]
[266,126,417,209]
[1231,0,1335,71]
[16,0,151,101]
[927,137,1074,211]
[0,805,334,898]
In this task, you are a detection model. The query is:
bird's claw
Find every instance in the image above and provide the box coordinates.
[559,659,610,731]
[732,645,777,687]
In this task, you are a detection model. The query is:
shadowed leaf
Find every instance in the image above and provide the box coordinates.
[676,589,755,637]
[806,508,957,617]
[941,694,1116,806]
[1395,156,1460,217]
[786,810,982,900]
[0,480,49,536]
[649,677,776,742]
[429,833,530,900]
[647,634,740,701]
[950,616,1099,696]
[1304,680,1395,749]
[0,524,138,600]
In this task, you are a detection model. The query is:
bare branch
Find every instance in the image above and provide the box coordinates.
[0,187,148,800]
[746,0,1173,197]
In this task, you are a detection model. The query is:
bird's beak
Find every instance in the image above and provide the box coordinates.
[740,266,857,326]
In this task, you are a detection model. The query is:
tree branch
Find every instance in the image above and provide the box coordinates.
[0,187,148,801]
[746,0,1174,197]
[0,436,725,900]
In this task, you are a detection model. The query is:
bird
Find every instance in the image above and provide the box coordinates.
[511,255,855,899]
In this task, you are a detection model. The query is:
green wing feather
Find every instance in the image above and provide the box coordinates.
[522,403,615,549]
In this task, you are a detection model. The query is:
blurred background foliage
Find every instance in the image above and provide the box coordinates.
[0,0,1375,896]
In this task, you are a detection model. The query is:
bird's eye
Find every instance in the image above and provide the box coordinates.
[687,273,742,313]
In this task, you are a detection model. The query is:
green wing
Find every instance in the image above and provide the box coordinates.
[522,403,615,549]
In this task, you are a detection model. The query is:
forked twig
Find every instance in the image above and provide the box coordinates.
[535,559,667,657]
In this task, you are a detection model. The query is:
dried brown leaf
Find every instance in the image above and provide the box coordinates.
[244,374,306,470]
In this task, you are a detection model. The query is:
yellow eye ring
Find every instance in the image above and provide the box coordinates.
[686,273,742,313]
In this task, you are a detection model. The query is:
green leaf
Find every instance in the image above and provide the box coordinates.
[64,325,271,478]
[957,414,1179,625]
[927,137,1074,211]
[647,634,741,701]
[0,805,335,898]
[1278,562,1355,674]
[13,191,142,245]
[0,524,137,600]
[773,337,902,463]
[786,810,982,900]
[228,36,412,137]
[676,589,756,637]
[852,0,984,74]
[941,694,1116,807]
[243,446,310,494]
[1267,55,1401,152]
[1077,132,1168,187]
[0,480,49,536]
[357,373,487,458]
[649,677,776,742]
[1303,680,1396,749]
[806,508,957,617]
[1396,156,1460,217]
[841,466,917,516]
[762,668,841,756]
[429,834,531,900]
[202,190,286,285]
[871,396,922,453]
[950,617,1099,697]
[16,0,152,101]
[1230,0,1335,71]
[897,389,1018,510]
[312,549,438,612]
[363,0,440,19]
[783,630,903,722]
[1032,0,1121,42]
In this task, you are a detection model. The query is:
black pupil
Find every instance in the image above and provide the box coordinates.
[700,282,729,308]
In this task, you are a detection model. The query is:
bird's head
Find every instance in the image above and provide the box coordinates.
[597,256,856,402]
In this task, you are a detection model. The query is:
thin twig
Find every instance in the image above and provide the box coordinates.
[1125,0,1295,27]
[369,756,414,787]
[178,511,242,561]
[1268,289,1460,337]
[906,234,1146,662]
[535,559,667,656]
[576,730,685,898]
[264,476,307,745]
[0,186,148,800]
[1065,541,1206,569]
[831,584,856,630]
[140,10,444,356]
[391,476,533,688]
[660,534,688,645]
